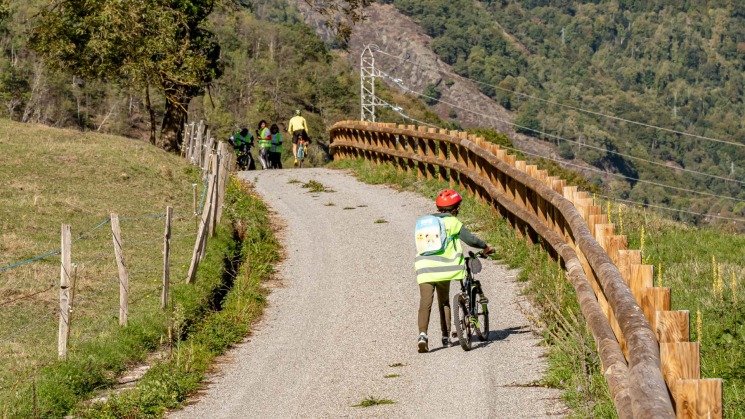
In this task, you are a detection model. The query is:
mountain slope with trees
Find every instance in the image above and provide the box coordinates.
[370,0,745,230]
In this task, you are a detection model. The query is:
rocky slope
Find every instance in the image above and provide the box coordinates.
[291,1,609,183]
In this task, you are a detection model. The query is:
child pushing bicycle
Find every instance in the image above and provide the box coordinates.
[414,189,494,353]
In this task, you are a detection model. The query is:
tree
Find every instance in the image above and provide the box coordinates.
[0,1,7,20]
[30,0,221,152]
[422,83,441,106]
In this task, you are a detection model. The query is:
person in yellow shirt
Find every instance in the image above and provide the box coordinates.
[287,109,309,166]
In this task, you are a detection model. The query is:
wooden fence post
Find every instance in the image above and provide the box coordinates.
[675,379,722,419]
[111,213,128,326]
[187,171,215,283]
[192,183,199,231]
[657,311,690,343]
[162,206,172,310]
[67,263,78,342]
[209,152,219,237]
[216,142,230,224]
[58,224,71,360]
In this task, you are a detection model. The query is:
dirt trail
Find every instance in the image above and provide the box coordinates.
[171,168,563,418]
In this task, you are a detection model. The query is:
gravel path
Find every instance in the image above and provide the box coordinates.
[172,168,564,418]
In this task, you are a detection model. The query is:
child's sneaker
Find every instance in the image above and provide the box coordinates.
[441,335,450,347]
[417,334,429,353]
[294,158,298,166]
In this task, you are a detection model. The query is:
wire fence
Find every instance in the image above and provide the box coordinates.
[0,120,232,412]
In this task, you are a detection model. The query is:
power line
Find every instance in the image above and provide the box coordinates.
[375,69,744,186]
[597,195,744,223]
[376,97,440,128]
[372,48,745,149]
[377,74,745,204]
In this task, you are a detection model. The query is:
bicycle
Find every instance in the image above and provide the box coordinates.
[452,250,489,351]
[235,144,255,171]
[295,137,310,168]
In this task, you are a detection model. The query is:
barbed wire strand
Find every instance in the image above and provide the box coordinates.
[372,48,745,149]
[0,309,57,345]
[0,196,202,275]
[0,284,55,307]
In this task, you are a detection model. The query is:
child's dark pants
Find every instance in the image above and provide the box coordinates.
[418,281,451,336]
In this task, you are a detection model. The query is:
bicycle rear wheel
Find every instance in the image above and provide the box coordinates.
[452,292,472,351]
[474,290,489,342]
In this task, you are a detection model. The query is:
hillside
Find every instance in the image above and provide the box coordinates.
[291,0,745,231]
[0,119,196,414]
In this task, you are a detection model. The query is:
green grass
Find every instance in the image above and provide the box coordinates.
[0,119,280,417]
[374,219,388,224]
[330,158,615,417]
[74,177,280,417]
[388,362,407,367]
[352,396,395,407]
[301,179,334,193]
[383,374,400,378]
[0,119,202,416]
[608,201,745,418]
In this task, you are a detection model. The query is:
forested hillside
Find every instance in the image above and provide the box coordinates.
[0,0,361,150]
[379,0,745,230]
[3,0,744,229]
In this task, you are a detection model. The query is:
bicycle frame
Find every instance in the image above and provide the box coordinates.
[461,254,487,327]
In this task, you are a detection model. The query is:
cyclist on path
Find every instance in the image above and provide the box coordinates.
[229,127,254,170]
[287,109,309,166]
[256,120,271,170]
[269,123,283,169]
[414,189,494,353]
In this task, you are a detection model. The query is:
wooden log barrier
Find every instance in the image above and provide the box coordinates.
[327,121,723,418]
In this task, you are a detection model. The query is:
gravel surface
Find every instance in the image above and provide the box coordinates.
[172,168,564,418]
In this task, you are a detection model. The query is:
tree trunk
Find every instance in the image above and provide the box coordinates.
[145,85,157,145]
[158,93,188,152]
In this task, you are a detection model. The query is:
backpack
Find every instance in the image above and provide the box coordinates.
[415,215,450,255]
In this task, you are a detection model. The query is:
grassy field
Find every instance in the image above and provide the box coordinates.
[75,178,280,417]
[0,119,205,415]
[616,203,745,417]
[330,157,745,418]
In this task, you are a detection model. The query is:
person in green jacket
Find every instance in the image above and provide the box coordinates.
[268,123,283,169]
[414,189,494,353]
[256,120,271,170]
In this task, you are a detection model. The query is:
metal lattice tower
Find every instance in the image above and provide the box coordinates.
[360,45,382,122]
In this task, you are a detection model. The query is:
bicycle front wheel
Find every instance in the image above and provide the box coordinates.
[474,291,489,342]
[452,292,472,351]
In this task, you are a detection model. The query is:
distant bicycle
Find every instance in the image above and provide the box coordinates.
[295,137,310,168]
[452,250,490,351]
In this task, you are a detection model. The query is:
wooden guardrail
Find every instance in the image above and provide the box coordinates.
[329,121,722,419]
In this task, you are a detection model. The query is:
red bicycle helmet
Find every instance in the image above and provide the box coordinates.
[435,189,462,210]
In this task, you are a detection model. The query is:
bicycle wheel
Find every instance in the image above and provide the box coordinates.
[296,146,305,168]
[473,290,489,342]
[452,292,472,351]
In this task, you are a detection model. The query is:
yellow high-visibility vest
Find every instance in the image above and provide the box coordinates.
[414,215,465,284]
